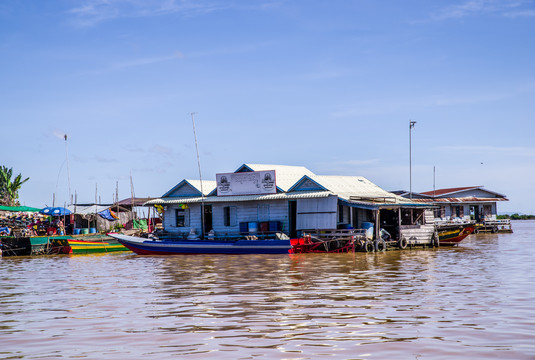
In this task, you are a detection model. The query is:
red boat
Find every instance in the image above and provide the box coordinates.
[289,229,379,253]
[436,223,475,245]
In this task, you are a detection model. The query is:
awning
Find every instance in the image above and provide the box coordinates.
[0,205,41,212]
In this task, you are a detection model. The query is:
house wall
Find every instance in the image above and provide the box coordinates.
[438,202,497,222]
[163,200,290,236]
[162,196,339,235]
[437,189,501,199]
[400,209,436,244]
[296,196,337,230]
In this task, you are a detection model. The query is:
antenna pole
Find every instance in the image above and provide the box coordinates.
[191,112,205,238]
[64,134,72,204]
[433,166,436,197]
[409,120,417,199]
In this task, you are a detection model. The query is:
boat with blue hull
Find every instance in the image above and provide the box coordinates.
[109,234,292,255]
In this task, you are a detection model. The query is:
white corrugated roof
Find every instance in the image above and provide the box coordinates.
[185,179,217,196]
[145,191,334,205]
[243,164,315,192]
[310,175,408,203]
[67,204,110,215]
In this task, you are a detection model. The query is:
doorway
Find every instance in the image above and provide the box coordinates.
[288,200,297,238]
[203,204,213,235]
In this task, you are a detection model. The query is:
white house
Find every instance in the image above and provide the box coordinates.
[146,164,434,242]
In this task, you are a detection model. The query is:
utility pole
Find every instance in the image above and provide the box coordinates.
[409,120,417,199]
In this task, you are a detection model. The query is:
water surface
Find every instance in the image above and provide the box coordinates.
[1,221,534,359]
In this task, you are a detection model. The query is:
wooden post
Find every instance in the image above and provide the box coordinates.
[398,207,402,240]
[375,209,380,240]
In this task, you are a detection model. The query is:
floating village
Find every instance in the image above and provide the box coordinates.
[0,163,513,257]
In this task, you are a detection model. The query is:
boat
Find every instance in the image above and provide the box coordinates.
[474,219,513,233]
[436,223,475,245]
[109,233,292,255]
[0,233,129,256]
[52,236,129,255]
[289,234,362,253]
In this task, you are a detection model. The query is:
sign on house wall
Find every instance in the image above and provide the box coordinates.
[216,170,276,196]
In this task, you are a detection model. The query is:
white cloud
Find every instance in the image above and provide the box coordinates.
[431,0,529,20]
[504,9,535,17]
[68,0,224,26]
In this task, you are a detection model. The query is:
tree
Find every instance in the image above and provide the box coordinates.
[0,166,30,206]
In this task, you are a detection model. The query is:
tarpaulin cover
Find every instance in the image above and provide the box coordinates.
[98,209,119,221]
[133,219,147,230]
[40,207,72,216]
[0,205,41,212]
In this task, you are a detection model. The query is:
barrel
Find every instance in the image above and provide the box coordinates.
[248,222,258,234]
[361,222,374,240]
[239,222,249,234]
[268,221,281,232]
[73,228,81,235]
[81,228,89,234]
[259,221,269,232]
[89,227,97,234]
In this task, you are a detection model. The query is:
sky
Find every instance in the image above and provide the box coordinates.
[1,0,534,214]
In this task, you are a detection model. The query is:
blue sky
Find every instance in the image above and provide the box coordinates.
[1,0,534,213]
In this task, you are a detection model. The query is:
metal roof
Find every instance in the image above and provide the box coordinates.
[67,204,111,215]
[411,197,508,204]
[420,186,481,196]
[186,180,217,195]
[419,186,507,199]
[310,175,410,203]
[145,191,334,205]
[115,197,156,206]
[240,164,315,192]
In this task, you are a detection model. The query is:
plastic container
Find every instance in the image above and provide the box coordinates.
[239,222,249,234]
[259,221,269,232]
[81,228,89,234]
[73,229,81,235]
[248,222,258,234]
[268,221,281,232]
[361,222,374,240]
[89,227,97,234]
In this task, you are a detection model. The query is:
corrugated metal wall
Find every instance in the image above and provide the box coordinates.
[296,196,337,230]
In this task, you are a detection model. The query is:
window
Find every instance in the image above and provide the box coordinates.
[452,205,464,218]
[338,204,344,223]
[258,204,269,221]
[224,206,237,227]
[175,208,187,227]
[434,206,445,219]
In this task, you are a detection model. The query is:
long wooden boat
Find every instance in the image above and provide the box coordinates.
[52,238,129,255]
[109,233,292,255]
[436,223,475,245]
[0,234,129,256]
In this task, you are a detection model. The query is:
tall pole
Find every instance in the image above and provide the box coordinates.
[191,112,205,238]
[409,120,417,199]
[64,134,72,205]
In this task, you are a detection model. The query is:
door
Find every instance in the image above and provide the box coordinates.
[203,204,213,235]
[288,200,297,238]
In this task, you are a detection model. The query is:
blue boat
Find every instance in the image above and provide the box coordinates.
[109,234,292,255]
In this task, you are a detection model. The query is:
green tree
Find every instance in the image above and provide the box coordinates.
[0,166,30,206]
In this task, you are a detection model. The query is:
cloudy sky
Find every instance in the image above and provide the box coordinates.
[1,0,534,213]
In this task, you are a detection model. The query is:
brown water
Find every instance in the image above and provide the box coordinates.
[1,220,534,359]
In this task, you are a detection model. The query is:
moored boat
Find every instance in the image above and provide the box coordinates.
[53,237,129,255]
[110,233,292,255]
[436,223,475,245]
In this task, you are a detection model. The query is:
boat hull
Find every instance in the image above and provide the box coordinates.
[437,224,475,245]
[0,234,129,256]
[110,234,292,255]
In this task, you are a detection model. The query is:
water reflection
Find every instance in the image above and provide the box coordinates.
[1,221,535,359]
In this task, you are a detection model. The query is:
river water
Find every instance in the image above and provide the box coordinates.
[1,220,534,359]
